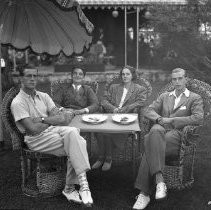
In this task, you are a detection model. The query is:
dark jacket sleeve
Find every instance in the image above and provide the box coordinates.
[101,84,117,113]
[85,86,99,113]
[122,85,147,113]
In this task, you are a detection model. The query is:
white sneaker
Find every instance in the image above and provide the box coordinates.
[79,189,93,207]
[62,190,82,204]
[155,182,167,200]
[133,193,150,210]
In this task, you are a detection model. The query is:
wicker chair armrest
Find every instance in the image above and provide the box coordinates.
[182,125,201,143]
[138,107,152,135]
[182,125,201,145]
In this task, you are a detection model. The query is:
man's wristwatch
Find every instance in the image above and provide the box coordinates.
[41,117,45,123]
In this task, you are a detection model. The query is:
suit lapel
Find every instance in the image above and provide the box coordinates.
[168,94,175,114]
[122,82,135,106]
[77,85,84,95]
[116,84,124,106]
[173,94,188,112]
[68,84,74,95]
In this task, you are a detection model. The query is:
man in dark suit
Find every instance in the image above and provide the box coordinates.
[53,66,99,115]
[133,68,204,210]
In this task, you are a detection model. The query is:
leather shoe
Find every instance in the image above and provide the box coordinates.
[79,189,93,207]
[102,160,112,171]
[62,190,82,204]
[133,193,150,209]
[155,182,167,200]
[92,160,103,169]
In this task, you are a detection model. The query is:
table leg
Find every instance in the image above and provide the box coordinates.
[81,132,92,157]
[132,133,136,179]
[88,133,92,157]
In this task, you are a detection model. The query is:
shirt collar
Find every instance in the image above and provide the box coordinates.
[169,88,190,98]
[72,84,81,90]
[20,89,41,99]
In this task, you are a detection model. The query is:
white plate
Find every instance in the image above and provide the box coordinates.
[112,114,137,124]
[82,114,108,124]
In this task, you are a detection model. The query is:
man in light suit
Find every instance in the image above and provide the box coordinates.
[133,68,204,210]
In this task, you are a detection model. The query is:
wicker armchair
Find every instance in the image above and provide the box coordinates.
[147,78,211,190]
[1,87,66,197]
[92,74,152,172]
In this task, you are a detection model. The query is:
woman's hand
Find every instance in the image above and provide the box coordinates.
[113,108,119,113]
[118,107,128,113]
[113,108,124,113]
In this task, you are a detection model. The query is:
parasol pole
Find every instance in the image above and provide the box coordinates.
[0,24,3,146]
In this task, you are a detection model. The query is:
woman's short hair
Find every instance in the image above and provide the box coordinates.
[120,65,137,81]
[71,65,86,76]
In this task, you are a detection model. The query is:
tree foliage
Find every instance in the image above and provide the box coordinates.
[147,0,211,83]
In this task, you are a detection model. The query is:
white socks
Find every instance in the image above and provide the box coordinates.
[78,172,90,191]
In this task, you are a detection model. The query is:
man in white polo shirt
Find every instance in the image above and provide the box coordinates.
[11,65,93,207]
[133,68,204,210]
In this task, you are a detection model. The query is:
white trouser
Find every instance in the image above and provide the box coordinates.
[25,126,90,185]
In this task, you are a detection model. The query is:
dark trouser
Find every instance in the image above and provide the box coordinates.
[134,124,182,195]
[95,133,127,159]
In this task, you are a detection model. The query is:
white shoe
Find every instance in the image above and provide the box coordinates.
[62,190,82,204]
[155,182,167,200]
[133,193,150,210]
[79,189,93,207]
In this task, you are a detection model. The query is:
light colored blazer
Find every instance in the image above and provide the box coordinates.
[145,89,204,129]
[102,82,147,113]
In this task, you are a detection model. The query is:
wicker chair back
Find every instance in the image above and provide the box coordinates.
[1,87,24,150]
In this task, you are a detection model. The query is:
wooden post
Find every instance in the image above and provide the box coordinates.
[136,7,140,70]
[13,49,16,71]
[124,6,127,66]
[25,49,29,64]
[0,24,3,145]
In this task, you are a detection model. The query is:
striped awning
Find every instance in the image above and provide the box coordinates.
[77,0,188,8]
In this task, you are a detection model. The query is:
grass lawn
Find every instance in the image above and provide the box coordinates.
[1,81,211,210]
